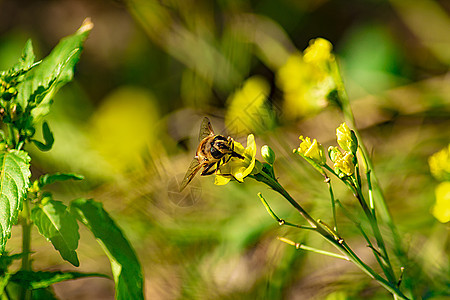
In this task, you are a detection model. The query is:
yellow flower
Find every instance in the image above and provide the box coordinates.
[329,147,354,176]
[336,122,357,154]
[225,76,273,136]
[303,38,335,66]
[296,136,326,165]
[276,38,337,120]
[215,134,257,185]
[432,182,450,223]
[429,144,450,181]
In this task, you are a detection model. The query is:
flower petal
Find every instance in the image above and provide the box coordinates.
[214,134,257,185]
[215,175,231,186]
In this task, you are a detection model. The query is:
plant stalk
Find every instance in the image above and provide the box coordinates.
[334,62,406,262]
[20,198,32,300]
[251,170,409,299]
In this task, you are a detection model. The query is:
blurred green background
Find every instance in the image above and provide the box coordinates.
[0,0,449,299]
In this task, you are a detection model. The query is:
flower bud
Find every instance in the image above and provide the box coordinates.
[328,146,341,163]
[336,123,358,154]
[261,145,275,165]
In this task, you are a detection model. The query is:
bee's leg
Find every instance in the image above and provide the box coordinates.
[233,152,244,159]
[228,138,244,160]
[224,153,233,163]
[201,163,215,176]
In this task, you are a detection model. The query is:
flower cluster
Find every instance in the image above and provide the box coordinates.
[432,182,450,223]
[294,122,357,177]
[329,123,358,177]
[276,38,336,119]
[225,76,273,136]
[328,146,355,177]
[429,144,450,182]
[428,144,450,223]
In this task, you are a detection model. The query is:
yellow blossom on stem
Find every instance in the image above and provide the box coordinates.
[336,122,357,154]
[303,37,335,66]
[329,146,354,176]
[215,134,257,185]
[276,38,337,120]
[297,136,326,165]
[225,76,273,135]
[432,182,450,223]
[429,144,450,181]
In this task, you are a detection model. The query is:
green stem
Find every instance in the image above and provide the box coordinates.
[366,169,375,213]
[335,62,406,263]
[258,192,317,231]
[324,146,396,282]
[351,180,396,283]
[277,237,349,260]
[252,171,319,229]
[21,200,31,271]
[20,198,32,300]
[7,124,16,149]
[324,175,338,232]
[250,170,409,299]
[335,199,387,269]
[356,164,362,189]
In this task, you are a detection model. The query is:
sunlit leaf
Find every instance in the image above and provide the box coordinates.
[38,173,84,188]
[14,19,93,121]
[70,198,144,300]
[31,200,80,266]
[0,149,31,252]
[10,270,107,290]
[31,122,54,151]
[0,39,37,79]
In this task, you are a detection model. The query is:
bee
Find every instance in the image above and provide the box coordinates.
[179,117,244,191]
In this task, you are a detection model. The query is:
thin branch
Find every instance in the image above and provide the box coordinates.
[277,236,350,261]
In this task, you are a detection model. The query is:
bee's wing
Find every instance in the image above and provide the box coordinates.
[179,158,203,192]
[198,117,214,142]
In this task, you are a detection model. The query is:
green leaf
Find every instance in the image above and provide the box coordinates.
[15,40,36,74]
[70,198,144,300]
[31,287,58,300]
[0,273,11,295]
[38,173,84,188]
[0,253,24,274]
[0,39,37,79]
[0,150,31,252]
[31,200,80,266]
[31,122,54,151]
[10,270,107,290]
[15,19,93,120]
